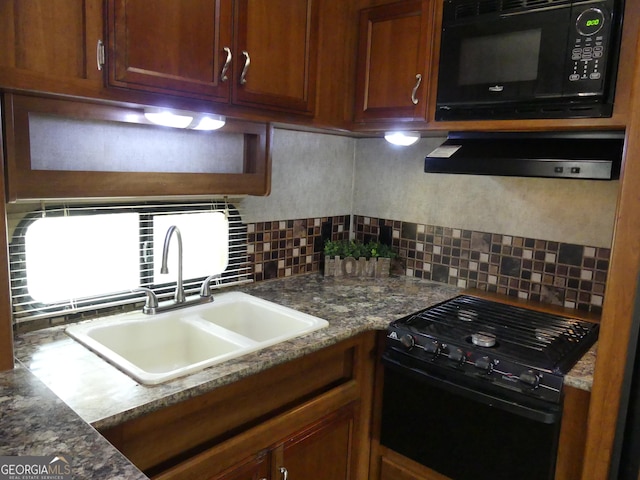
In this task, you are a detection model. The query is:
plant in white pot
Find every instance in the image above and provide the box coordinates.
[323,239,397,278]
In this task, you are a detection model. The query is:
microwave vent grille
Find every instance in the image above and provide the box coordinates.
[455,0,574,18]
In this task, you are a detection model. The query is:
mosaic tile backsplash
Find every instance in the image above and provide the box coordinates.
[246,214,610,313]
[354,215,609,313]
[247,215,350,282]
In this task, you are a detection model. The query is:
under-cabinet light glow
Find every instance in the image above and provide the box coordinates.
[143,109,226,131]
[144,110,193,129]
[191,114,226,131]
[384,131,421,146]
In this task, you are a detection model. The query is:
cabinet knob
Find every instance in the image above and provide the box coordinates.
[240,51,251,85]
[411,73,422,105]
[221,47,232,82]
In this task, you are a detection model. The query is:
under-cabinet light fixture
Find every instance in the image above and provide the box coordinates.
[384,131,421,146]
[191,114,226,131]
[143,108,226,131]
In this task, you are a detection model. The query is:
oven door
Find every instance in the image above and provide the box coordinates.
[380,354,562,480]
[436,4,572,109]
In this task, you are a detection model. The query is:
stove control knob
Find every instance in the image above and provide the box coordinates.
[424,340,440,357]
[520,370,540,388]
[475,356,493,373]
[400,334,415,350]
[448,348,466,365]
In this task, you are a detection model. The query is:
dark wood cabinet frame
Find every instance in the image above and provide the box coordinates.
[2,93,272,202]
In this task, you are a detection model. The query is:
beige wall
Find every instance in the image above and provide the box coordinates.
[352,137,618,248]
[238,129,356,223]
[24,120,619,248]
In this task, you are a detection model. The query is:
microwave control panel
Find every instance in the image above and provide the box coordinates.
[565,1,614,94]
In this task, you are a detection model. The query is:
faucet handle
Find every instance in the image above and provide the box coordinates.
[134,287,159,314]
[200,274,221,298]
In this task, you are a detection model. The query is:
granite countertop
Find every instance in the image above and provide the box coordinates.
[13,274,462,430]
[6,273,598,477]
[0,365,147,479]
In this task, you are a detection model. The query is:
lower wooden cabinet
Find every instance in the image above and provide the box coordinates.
[200,404,356,480]
[273,406,354,480]
[101,332,376,480]
[212,453,270,480]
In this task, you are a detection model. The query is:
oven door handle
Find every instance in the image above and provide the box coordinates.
[382,353,561,424]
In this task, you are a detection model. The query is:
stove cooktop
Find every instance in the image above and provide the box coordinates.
[393,295,599,374]
[384,295,599,404]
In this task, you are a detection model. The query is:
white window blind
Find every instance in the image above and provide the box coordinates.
[9,201,251,325]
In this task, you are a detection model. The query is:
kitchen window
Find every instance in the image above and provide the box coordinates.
[9,201,250,327]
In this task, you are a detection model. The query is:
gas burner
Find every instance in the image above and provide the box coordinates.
[471,331,497,347]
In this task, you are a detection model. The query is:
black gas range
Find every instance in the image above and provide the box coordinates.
[385,294,598,405]
[380,294,600,479]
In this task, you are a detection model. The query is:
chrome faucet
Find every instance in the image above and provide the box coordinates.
[161,225,185,303]
[134,225,218,314]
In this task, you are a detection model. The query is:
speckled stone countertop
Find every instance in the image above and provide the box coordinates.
[13,274,462,430]
[563,341,598,391]
[0,365,147,479]
[8,273,597,475]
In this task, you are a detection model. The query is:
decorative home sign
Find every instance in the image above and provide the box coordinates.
[324,256,390,278]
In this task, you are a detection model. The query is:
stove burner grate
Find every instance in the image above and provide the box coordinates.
[398,295,598,373]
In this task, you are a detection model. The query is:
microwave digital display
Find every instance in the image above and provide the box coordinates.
[459,30,541,86]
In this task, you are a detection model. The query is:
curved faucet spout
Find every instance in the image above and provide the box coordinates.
[161,225,185,303]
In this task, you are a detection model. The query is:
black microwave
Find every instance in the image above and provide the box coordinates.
[435,0,624,121]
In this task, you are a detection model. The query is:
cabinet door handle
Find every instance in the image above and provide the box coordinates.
[411,73,422,105]
[221,47,232,82]
[279,467,288,480]
[96,39,105,71]
[240,50,251,85]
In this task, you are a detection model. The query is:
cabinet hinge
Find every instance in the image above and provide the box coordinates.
[96,39,105,71]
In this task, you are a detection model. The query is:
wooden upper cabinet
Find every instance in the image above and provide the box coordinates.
[106,0,318,116]
[232,0,319,116]
[106,0,233,102]
[354,0,434,124]
[0,0,104,94]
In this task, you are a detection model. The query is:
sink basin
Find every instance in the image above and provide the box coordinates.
[196,294,326,343]
[66,292,328,385]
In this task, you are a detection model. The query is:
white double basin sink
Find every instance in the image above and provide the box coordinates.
[66,292,329,385]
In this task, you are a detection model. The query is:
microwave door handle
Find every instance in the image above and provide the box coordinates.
[411,73,422,105]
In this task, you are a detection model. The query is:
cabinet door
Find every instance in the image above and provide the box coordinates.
[273,406,355,480]
[107,0,233,102]
[0,0,103,93]
[232,0,318,115]
[213,453,269,480]
[354,0,433,123]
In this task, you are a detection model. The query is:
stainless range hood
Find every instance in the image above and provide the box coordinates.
[424,131,625,180]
